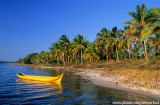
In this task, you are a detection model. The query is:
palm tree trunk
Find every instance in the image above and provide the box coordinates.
[141,41,145,57]
[107,55,109,63]
[62,57,66,66]
[128,44,130,59]
[68,56,70,63]
[136,54,138,60]
[106,48,108,62]
[57,57,59,64]
[144,40,149,62]
[47,53,49,63]
[76,58,78,65]
[116,46,119,61]
[134,44,138,60]
[81,49,83,64]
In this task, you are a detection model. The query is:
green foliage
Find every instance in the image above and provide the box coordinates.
[23,53,39,64]
[83,43,100,63]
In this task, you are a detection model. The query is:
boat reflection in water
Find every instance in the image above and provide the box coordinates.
[16,79,62,99]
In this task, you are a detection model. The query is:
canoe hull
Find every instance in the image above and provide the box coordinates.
[16,73,63,83]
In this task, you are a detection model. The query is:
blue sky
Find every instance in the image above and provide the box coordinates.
[0,0,160,62]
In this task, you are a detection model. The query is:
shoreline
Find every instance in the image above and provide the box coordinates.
[74,71,160,101]
[11,63,160,101]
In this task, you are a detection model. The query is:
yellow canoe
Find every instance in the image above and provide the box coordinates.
[16,73,63,83]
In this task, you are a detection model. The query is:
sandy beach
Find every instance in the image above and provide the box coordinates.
[73,70,160,101]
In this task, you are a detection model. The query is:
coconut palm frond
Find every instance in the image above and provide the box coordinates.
[141,27,154,41]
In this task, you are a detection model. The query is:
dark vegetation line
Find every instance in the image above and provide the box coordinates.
[0,61,15,63]
[18,4,160,66]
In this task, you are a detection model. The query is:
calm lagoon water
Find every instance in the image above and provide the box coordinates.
[0,63,156,104]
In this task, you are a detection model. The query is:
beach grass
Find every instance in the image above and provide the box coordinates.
[102,69,160,89]
[101,58,160,89]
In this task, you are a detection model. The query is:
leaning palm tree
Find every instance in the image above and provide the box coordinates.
[123,25,132,59]
[123,4,151,62]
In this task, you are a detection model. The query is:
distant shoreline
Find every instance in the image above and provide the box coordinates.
[0,61,15,63]
[11,63,160,101]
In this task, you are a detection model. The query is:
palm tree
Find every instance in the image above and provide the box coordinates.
[123,25,132,59]
[118,37,127,59]
[148,37,160,57]
[141,7,160,58]
[97,28,111,39]
[58,35,70,66]
[123,4,151,62]
[146,8,160,55]
[73,34,87,64]
[83,43,100,64]
[148,8,160,25]
[94,39,104,60]
[72,43,79,64]
[67,41,74,64]
[49,42,60,64]
[38,51,50,64]
[111,27,122,61]
[59,35,70,43]
[96,28,112,61]
[104,37,113,62]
